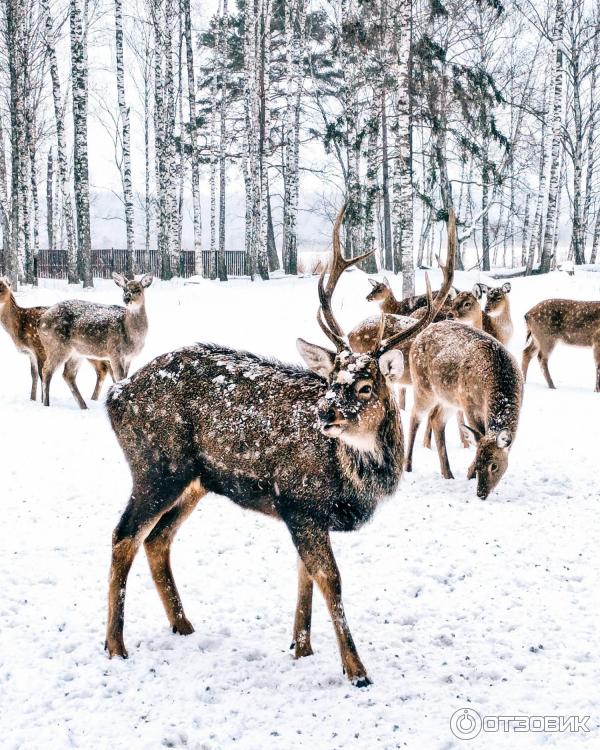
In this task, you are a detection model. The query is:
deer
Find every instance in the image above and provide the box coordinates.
[350,220,460,449]
[447,283,513,346]
[103,207,455,687]
[521,298,600,392]
[0,276,111,402]
[38,273,152,409]
[405,321,523,499]
[366,276,457,318]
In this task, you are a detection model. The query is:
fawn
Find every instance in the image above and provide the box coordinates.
[522,298,600,391]
[0,276,110,402]
[405,322,523,498]
[38,273,152,408]
[447,282,513,346]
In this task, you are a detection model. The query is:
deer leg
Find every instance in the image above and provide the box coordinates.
[62,357,88,410]
[398,387,406,411]
[143,479,205,635]
[521,336,539,382]
[290,556,314,658]
[106,479,188,658]
[90,360,110,400]
[287,523,370,686]
[593,338,600,392]
[405,409,423,472]
[423,412,433,450]
[457,411,469,448]
[41,348,67,407]
[109,357,127,382]
[28,354,38,401]
[431,406,453,479]
[538,350,556,389]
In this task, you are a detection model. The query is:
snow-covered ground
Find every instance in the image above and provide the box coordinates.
[1,268,599,749]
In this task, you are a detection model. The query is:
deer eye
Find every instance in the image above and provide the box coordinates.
[490,462,499,473]
[357,383,372,398]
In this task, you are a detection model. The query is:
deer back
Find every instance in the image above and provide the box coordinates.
[525,299,600,348]
[107,343,404,532]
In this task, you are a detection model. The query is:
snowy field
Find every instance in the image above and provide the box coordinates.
[1,267,600,749]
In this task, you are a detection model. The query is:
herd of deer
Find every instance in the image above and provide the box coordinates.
[2,207,600,688]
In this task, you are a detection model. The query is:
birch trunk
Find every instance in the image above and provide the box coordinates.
[42,0,77,282]
[70,0,93,287]
[183,0,203,276]
[218,0,228,281]
[46,150,54,252]
[0,119,11,272]
[540,0,565,274]
[114,0,134,277]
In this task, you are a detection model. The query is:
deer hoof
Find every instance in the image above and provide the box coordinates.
[105,637,128,659]
[172,617,194,636]
[351,675,373,688]
[293,643,314,659]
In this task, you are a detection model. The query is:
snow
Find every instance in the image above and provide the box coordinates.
[1,269,600,749]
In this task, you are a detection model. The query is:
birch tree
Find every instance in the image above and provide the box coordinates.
[114,0,135,276]
[539,0,565,274]
[70,0,93,286]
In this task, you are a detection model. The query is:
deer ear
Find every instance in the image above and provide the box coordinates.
[296,338,336,379]
[368,278,378,288]
[472,283,485,299]
[382,276,391,288]
[496,429,512,448]
[501,282,511,294]
[112,272,127,289]
[461,423,482,446]
[140,274,153,288]
[378,349,405,384]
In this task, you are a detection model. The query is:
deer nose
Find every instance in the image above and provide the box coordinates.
[447,311,455,320]
[317,400,338,424]
[123,293,132,304]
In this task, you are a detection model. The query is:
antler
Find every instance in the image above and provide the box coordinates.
[377,208,456,354]
[318,204,374,351]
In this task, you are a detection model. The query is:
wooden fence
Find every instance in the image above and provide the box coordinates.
[33,249,249,280]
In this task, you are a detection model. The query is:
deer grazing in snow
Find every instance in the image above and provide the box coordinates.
[38,273,152,409]
[103,207,455,687]
[0,276,111,402]
[447,282,513,346]
[405,321,523,499]
[522,298,600,392]
[366,276,457,318]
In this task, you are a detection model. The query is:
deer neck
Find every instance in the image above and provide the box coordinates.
[0,293,20,338]
[485,366,521,439]
[336,397,403,498]
[124,299,148,339]
[381,296,399,315]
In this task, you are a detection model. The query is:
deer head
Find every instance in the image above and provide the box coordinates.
[447,289,482,326]
[484,282,511,315]
[365,277,392,303]
[463,426,513,499]
[112,273,153,308]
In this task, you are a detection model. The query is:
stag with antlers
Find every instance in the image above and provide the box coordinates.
[104,207,455,686]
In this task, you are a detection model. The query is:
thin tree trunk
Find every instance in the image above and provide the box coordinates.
[114,0,135,277]
[540,0,565,274]
[70,0,93,287]
[183,0,203,277]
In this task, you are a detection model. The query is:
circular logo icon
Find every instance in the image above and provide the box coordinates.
[450,708,482,740]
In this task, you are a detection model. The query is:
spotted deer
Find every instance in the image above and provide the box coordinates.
[447,282,513,346]
[38,273,152,409]
[103,207,454,687]
[0,277,111,402]
[522,299,600,392]
[366,276,457,317]
[405,322,523,498]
